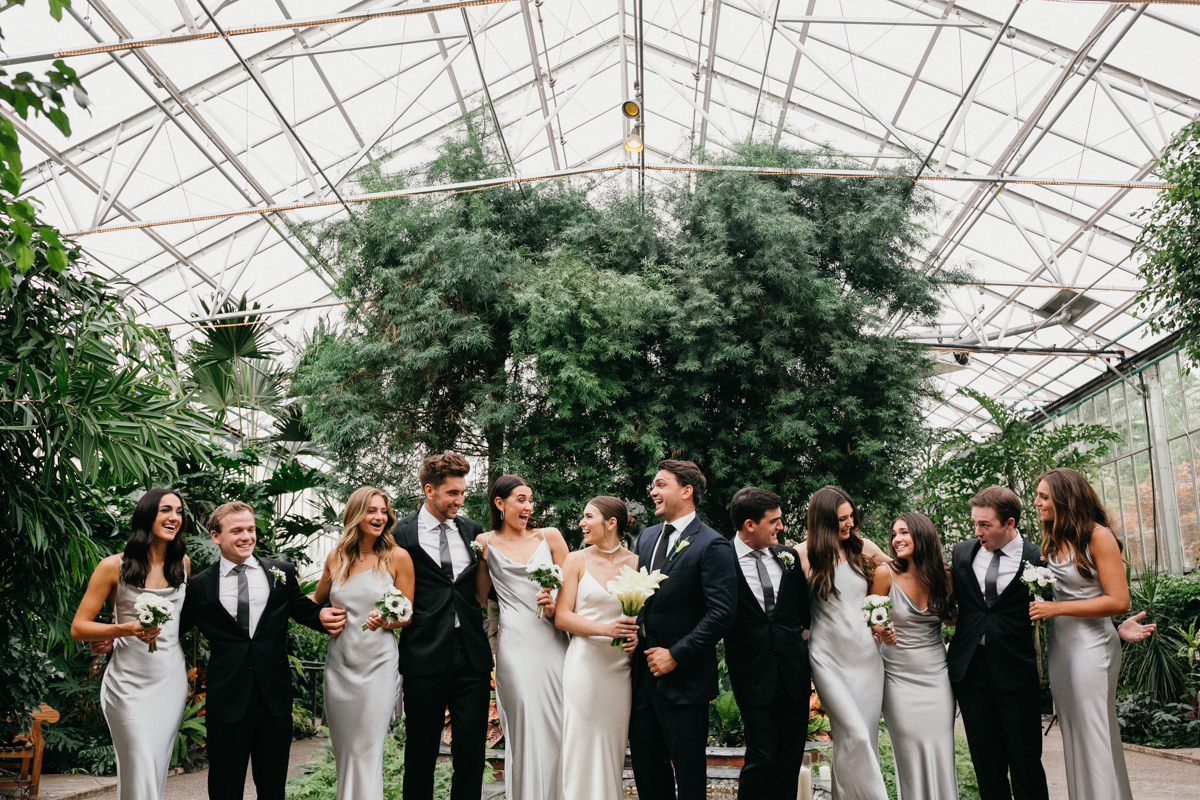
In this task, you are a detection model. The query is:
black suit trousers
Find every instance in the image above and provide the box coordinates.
[954,646,1049,800]
[206,677,292,800]
[737,667,810,800]
[402,629,491,800]
[629,660,710,800]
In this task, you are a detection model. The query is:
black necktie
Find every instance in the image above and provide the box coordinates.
[985,549,1003,606]
[231,563,250,634]
[437,522,455,579]
[651,524,675,571]
[751,551,776,617]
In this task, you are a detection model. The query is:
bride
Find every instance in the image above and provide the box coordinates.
[554,496,640,800]
[71,488,190,800]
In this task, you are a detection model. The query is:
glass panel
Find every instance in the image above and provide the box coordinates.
[1179,523,1198,573]
[1109,383,1130,453]
[1095,391,1110,430]
[1166,390,1186,440]
[1162,353,1182,396]
[1129,388,1149,451]
[1082,397,1095,426]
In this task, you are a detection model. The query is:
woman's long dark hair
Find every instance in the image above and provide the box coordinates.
[120,488,188,589]
[489,474,532,531]
[1038,467,1112,579]
[806,486,871,602]
[891,512,955,621]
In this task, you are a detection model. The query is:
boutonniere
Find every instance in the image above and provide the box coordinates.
[668,538,690,561]
[777,550,795,569]
[269,566,287,587]
[470,541,484,556]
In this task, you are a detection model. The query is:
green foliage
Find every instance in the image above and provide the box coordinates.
[0,0,90,289]
[172,696,206,770]
[1122,569,1190,704]
[707,690,744,747]
[284,731,492,800]
[1116,691,1200,749]
[1135,118,1200,363]
[914,388,1118,544]
[295,122,941,535]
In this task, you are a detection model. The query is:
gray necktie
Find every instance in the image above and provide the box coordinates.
[437,522,455,579]
[651,524,675,571]
[750,551,776,617]
[231,563,250,634]
[985,549,1003,606]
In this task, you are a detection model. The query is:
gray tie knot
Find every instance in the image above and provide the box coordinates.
[231,563,246,574]
[751,550,766,560]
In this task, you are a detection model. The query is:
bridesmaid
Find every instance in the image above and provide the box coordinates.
[312,486,415,800]
[870,512,958,799]
[71,488,190,800]
[475,475,570,800]
[554,496,640,800]
[797,486,890,800]
[1029,468,1132,800]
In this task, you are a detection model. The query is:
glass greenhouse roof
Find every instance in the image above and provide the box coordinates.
[5,0,1199,431]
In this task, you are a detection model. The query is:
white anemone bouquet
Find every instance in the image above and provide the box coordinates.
[133,592,174,653]
[861,594,893,630]
[606,565,669,647]
[1020,564,1058,628]
[526,557,564,618]
[365,586,413,631]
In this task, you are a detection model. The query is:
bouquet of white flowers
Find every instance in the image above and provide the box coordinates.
[526,557,564,618]
[606,565,669,647]
[133,592,175,653]
[1020,564,1058,628]
[861,594,893,630]
[364,586,413,631]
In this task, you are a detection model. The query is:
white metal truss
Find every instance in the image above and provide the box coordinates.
[3,0,1199,430]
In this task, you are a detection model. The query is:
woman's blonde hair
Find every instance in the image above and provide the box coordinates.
[331,487,398,584]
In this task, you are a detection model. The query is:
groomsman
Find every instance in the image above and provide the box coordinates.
[393,453,491,800]
[630,459,737,800]
[182,501,341,800]
[948,487,1049,800]
[724,488,811,800]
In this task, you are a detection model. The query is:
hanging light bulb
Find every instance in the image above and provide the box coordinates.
[625,126,643,153]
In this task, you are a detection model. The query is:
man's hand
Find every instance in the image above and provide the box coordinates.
[646,646,677,677]
[90,639,114,656]
[1118,611,1156,642]
[320,606,347,637]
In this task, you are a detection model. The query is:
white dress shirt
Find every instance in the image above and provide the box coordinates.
[734,536,783,614]
[654,510,696,561]
[218,555,270,637]
[972,533,1025,645]
[418,506,473,627]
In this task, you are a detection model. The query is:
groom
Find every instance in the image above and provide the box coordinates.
[393,453,491,800]
[948,486,1049,800]
[630,459,737,800]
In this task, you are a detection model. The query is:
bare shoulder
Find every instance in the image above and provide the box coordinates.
[96,554,122,575]
[563,549,586,572]
[797,541,809,556]
[391,545,413,565]
[540,527,566,543]
[1090,525,1121,552]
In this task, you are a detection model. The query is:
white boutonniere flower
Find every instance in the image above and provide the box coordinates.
[777,550,795,569]
[269,566,287,587]
[470,541,484,555]
[669,538,690,561]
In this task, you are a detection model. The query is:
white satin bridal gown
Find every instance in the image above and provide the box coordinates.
[561,554,632,800]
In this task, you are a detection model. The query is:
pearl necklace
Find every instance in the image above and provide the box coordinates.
[598,543,623,554]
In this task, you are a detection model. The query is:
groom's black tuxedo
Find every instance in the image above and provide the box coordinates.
[948,537,1049,800]
[180,556,325,800]
[725,543,811,800]
[393,510,490,800]
[629,515,737,800]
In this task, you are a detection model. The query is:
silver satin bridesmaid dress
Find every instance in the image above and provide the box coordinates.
[1047,551,1132,800]
[100,575,187,800]
[324,568,401,800]
[488,533,569,800]
[809,559,888,800]
[560,557,632,800]
[879,566,957,799]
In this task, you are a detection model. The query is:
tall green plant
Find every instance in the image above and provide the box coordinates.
[914,388,1119,544]
[1122,568,1188,704]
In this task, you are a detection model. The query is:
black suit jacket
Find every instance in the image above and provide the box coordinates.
[947,538,1043,692]
[180,557,325,725]
[393,510,492,677]
[724,543,811,707]
[634,516,737,705]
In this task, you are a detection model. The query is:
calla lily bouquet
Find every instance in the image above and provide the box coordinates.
[526,557,564,618]
[133,592,174,653]
[861,594,893,630]
[606,565,669,647]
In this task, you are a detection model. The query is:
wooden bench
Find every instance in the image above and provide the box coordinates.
[0,704,59,798]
